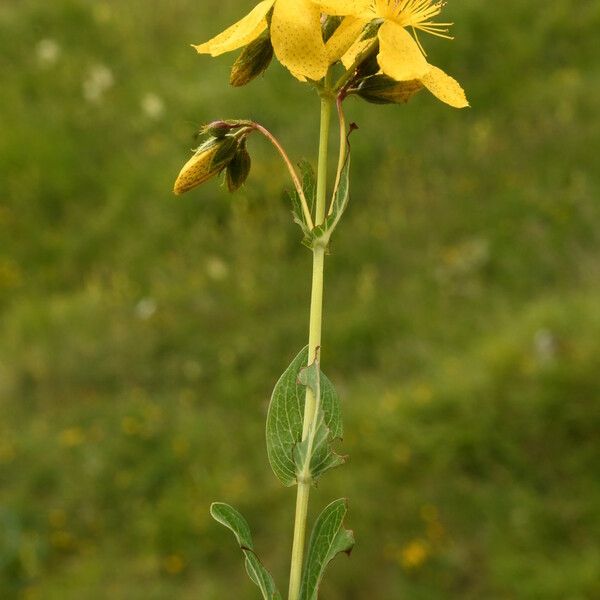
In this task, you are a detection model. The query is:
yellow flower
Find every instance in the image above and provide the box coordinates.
[318,0,469,108]
[400,538,429,569]
[193,0,328,81]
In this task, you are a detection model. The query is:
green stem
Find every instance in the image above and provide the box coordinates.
[330,95,347,216]
[315,90,333,225]
[251,122,314,229]
[287,82,333,600]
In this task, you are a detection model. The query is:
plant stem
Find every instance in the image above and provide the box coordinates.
[330,95,348,215]
[251,122,314,229]
[287,83,333,600]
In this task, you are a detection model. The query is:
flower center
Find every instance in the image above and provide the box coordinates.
[376,0,453,40]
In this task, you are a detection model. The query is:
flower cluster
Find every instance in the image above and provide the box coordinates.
[194,0,467,107]
[176,1,468,197]
[173,121,253,195]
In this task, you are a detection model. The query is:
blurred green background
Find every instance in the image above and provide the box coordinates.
[1,0,599,598]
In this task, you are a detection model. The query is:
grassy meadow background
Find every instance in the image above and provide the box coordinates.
[1,0,600,598]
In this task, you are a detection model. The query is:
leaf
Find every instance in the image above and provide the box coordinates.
[210,502,282,600]
[298,160,317,213]
[293,362,346,482]
[307,155,351,249]
[266,347,343,487]
[289,160,317,243]
[299,499,355,600]
[293,406,346,483]
[290,192,311,239]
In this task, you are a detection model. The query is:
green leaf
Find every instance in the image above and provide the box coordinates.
[289,160,316,243]
[298,160,317,213]
[293,362,345,482]
[291,193,311,239]
[266,347,343,487]
[210,503,282,600]
[309,156,351,249]
[299,499,355,600]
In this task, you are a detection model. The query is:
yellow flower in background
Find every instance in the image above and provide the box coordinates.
[318,0,469,108]
[194,0,328,81]
[400,538,429,569]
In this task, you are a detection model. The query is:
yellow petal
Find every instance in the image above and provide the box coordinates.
[421,66,469,108]
[377,21,429,81]
[193,0,275,57]
[375,0,389,17]
[325,16,370,64]
[313,0,372,17]
[271,0,328,81]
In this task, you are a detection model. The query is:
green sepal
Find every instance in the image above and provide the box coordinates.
[266,347,343,487]
[211,135,239,166]
[210,502,282,600]
[200,119,250,138]
[226,140,252,192]
[299,499,355,600]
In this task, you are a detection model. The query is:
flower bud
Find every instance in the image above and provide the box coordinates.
[201,120,237,138]
[355,48,380,79]
[322,16,343,43]
[226,141,252,192]
[356,75,423,105]
[173,136,238,195]
[230,30,274,87]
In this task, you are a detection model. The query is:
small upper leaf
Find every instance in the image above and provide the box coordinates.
[210,502,282,600]
[290,160,317,243]
[298,160,317,213]
[306,155,351,249]
[299,499,355,600]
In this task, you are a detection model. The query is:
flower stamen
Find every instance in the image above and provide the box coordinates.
[389,0,454,40]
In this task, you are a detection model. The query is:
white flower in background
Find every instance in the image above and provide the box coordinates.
[206,256,229,281]
[82,64,114,103]
[36,39,61,67]
[135,297,157,320]
[141,92,165,120]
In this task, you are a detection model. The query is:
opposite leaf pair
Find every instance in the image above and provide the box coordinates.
[211,499,353,600]
[211,346,353,599]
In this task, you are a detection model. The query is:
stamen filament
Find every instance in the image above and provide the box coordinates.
[385,0,453,40]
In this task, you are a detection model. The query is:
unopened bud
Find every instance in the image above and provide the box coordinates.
[355,48,380,79]
[201,121,236,138]
[230,30,273,87]
[226,141,252,192]
[356,75,423,105]
[173,136,238,195]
